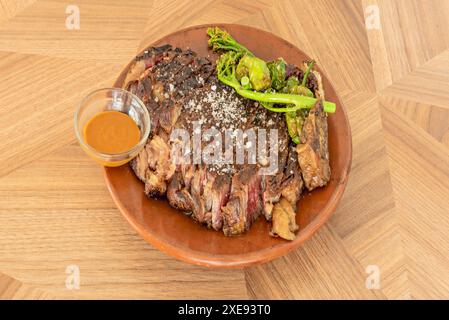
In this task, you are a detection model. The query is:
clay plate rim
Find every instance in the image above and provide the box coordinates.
[103,23,353,268]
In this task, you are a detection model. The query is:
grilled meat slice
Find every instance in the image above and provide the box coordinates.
[130,135,176,197]
[280,145,303,207]
[270,197,299,241]
[181,164,195,190]
[221,194,246,236]
[260,124,290,221]
[190,166,208,224]
[261,173,283,221]
[158,99,182,133]
[207,174,231,230]
[268,145,303,240]
[281,175,303,208]
[166,164,197,212]
[201,171,217,227]
[260,138,300,221]
[131,142,149,183]
[129,46,215,200]
[167,172,194,211]
[188,167,228,229]
[222,166,262,235]
[124,45,172,93]
[296,101,331,190]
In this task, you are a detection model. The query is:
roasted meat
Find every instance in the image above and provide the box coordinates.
[130,134,176,197]
[270,197,299,241]
[281,145,304,206]
[167,171,194,211]
[125,45,330,238]
[222,166,262,235]
[296,102,331,190]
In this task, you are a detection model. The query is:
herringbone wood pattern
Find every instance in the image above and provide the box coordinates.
[0,0,448,299]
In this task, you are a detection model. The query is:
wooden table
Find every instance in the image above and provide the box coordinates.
[1,0,448,300]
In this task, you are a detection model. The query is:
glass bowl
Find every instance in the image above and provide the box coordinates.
[74,88,151,167]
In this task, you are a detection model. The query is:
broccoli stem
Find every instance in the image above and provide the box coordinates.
[231,43,254,56]
[238,88,336,113]
[302,60,315,87]
[214,43,253,56]
[220,75,336,112]
[285,112,301,144]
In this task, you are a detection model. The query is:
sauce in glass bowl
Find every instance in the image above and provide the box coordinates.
[74,88,151,167]
[83,111,141,154]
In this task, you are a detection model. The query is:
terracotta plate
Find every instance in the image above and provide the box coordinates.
[104,24,352,268]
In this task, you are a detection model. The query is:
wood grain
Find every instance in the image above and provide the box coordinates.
[380,104,449,299]
[237,0,376,93]
[328,91,409,299]
[363,0,449,91]
[0,0,36,23]
[380,95,449,148]
[0,145,248,299]
[0,0,448,299]
[0,0,154,63]
[382,50,449,109]
[246,225,385,299]
[0,272,50,299]
[0,51,123,177]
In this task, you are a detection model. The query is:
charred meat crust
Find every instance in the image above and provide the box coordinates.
[270,197,299,241]
[296,102,331,190]
[167,172,194,211]
[222,166,262,235]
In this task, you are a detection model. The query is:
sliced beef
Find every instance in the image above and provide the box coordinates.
[128,46,293,235]
[166,163,196,212]
[167,172,194,212]
[296,101,331,190]
[270,197,299,241]
[280,145,303,206]
[126,45,325,237]
[261,173,283,221]
[158,99,182,133]
[124,45,172,92]
[259,122,291,221]
[222,166,262,236]
[129,45,214,198]
[267,145,303,240]
[130,135,176,197]
[207,174,231,230]
[190,166,208,224]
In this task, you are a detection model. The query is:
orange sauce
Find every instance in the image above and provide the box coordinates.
[83,111,140,154]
